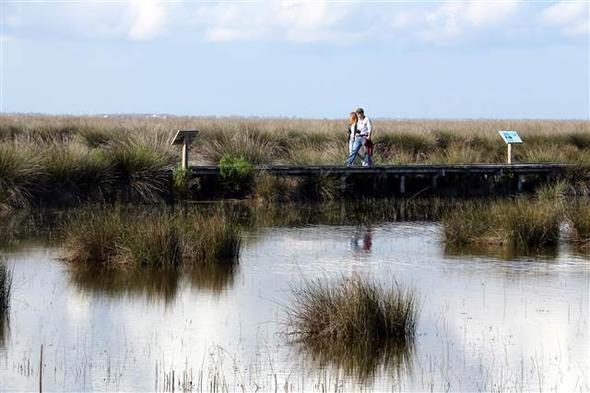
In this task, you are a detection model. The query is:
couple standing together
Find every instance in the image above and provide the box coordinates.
[346,107,373,167]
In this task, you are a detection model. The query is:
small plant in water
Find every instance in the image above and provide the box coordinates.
[0,258,13,346]
[287,275,418,348]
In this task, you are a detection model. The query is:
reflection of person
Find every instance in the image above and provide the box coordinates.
[349,226,373,255]
[362,228,373,252]
[345,108,372,167]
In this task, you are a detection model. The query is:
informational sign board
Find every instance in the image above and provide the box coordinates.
[170,129,199,145]
[498,131,523,144]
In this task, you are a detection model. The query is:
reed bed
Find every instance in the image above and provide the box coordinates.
[63,207,241,270]
[1,115,589,208]
[567,199,590,247]
[0,258,12,346]
[287,276,418,351]
[442,197,563,251]
[0,259,12,320]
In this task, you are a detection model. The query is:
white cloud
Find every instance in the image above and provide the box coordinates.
[419,0,520,42]
[541,1,589,37]
[195,0,358,43]
[2,1,587,44]
[128,0,167,41]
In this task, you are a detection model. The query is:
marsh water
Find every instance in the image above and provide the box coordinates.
[1,204,588,392]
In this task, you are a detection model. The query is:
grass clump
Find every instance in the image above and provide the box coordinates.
[0,259,12,320]
[108,141,175,203]
[567,199,590,247]
[442,197,563,251]
[0,144,40,211]
[254,173,302,202]
[63,208,241,270]
[0,258,12,346]
[287,276,418,348]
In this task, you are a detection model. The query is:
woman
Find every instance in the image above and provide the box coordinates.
[347,111,358,155]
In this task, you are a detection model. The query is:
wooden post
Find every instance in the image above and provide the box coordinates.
[181,137,189,170]
[518,175,525,192]
[400,175,406,194]
[507,144,512,164]
[171,130,198,170]
[431,174,439,191]
[339,175,347,193]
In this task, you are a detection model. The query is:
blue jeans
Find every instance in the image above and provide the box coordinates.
[346,135,368,166]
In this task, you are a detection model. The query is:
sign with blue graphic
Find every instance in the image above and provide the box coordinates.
[498,131,523,144]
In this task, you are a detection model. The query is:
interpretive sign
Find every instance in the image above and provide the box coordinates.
[498,130,523,164]
[498,131,523,144]
[170,130,199,169]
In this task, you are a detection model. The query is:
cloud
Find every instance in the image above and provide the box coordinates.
[1,1,587,45]
[128,0,167,41]
[196,0,358,43]
[419,0,521,42]
[540,1,589,37]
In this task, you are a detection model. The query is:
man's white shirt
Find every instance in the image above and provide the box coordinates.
[357,117,372,137]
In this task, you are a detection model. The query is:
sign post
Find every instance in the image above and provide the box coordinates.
[170,130,199,169]
[498,131,523,164]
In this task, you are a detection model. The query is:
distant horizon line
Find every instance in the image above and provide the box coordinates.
[1,112,588,122]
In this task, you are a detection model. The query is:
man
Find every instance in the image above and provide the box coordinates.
[345,107,372,166]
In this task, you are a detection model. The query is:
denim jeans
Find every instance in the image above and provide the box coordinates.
[346,135,367,166]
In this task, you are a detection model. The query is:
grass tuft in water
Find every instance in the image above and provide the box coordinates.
[442,197,562,251]
[63,208,241,270]
[287,275,418,348]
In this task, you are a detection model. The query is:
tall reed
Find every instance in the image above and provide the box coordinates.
[442,197,563,250]
[287,275,418,348]
[0,259,12,317]
[63,207,241,270]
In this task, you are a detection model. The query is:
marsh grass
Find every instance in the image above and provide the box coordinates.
[287,276,418,351]
[63,207,240,270]
[442,197,563,250]
[0,144,40,211]
[567,199,590,247]
[0,258,12,346]
[0,259,12,319]
[1,115,589,207]
[108,140,175,203]
[254,173,302,202]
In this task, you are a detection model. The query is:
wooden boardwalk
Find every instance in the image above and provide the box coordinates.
[191,163,569,176]
[190,163,570,194]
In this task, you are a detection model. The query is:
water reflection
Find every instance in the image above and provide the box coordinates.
[298,339,414,383]
[0,261,11,347]
[68,267,181,303]
[185,263,237,293]
[443,243,559,261]
[349,226,373,256]
[68,262,239,302]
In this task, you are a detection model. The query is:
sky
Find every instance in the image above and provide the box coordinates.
[1,0,589,119]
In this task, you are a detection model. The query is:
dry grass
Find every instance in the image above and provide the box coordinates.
[567,198,590,247]
[1,115,588,207]
[0,257,12,347]
[63,207,241,270]
[442,195,564,251]
[287,275,418,348]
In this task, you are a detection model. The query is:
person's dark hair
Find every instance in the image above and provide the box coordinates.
[355,108,364,115]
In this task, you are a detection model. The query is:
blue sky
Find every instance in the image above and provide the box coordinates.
[1,1,589,119]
